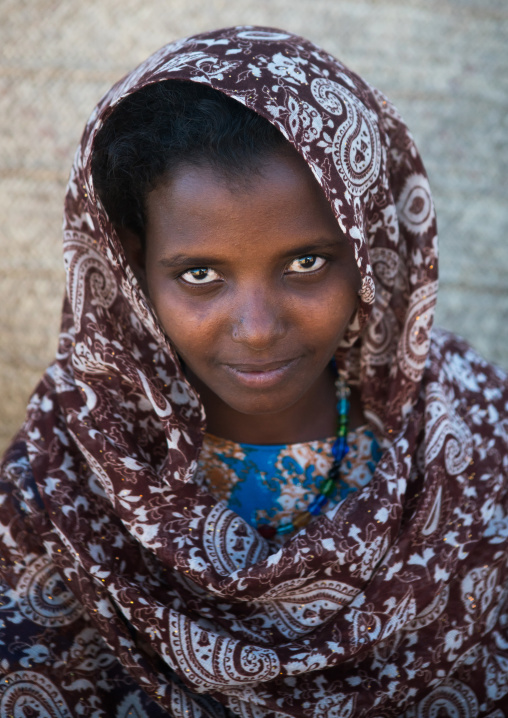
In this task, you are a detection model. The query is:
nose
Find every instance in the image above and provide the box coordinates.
[231,288,286,350]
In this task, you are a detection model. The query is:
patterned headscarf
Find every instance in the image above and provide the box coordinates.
[1,26,507,718]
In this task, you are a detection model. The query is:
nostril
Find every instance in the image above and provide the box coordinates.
[231,307,286,349]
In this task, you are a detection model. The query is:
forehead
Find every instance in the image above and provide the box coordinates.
[144,152,345,249]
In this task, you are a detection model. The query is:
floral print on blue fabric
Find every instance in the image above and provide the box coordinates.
[196,426,381,531]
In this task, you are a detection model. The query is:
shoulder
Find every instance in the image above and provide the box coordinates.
[423,329,508,476]
[427,327,508,398]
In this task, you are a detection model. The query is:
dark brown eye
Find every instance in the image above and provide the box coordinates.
[287,255,326,273]
[181,268,220,284]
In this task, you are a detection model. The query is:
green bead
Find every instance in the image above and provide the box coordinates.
[321,478,335,496]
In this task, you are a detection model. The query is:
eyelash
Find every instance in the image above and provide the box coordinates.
[287,255,326,273]
[179,255,327,285]
[179,267,221,285]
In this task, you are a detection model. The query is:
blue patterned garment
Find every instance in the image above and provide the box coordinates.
[195,426,382,531]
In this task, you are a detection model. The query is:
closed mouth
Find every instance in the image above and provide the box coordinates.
[224,358,297,373]
[221,358,300,387]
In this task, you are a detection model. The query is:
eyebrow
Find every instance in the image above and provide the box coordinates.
[156,239,344,268]
[157,254,222,269]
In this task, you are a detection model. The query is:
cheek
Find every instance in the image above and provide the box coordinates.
[149,286,222,359]
[326,302,359,352]
[275,294,355,366]
[325,305,358,348]
[306,283,359,338]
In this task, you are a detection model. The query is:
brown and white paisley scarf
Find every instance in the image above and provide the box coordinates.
[1,26,507,718]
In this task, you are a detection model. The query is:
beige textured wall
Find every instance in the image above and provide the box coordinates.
[1,0,507,453]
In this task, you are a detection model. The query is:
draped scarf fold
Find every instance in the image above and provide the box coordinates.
[1,25,507,718]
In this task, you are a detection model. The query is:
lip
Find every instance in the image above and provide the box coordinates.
[222,358,300,388]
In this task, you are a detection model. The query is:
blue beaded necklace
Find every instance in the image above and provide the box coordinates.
[257,374,350,539]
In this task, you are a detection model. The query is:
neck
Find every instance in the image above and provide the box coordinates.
[188,366,364,445]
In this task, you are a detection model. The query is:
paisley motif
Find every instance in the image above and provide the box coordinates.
[63,230,117,332]
[404,586,449,631]
[0,671,72,718]
[397,173,434,236]
[411,679,479,718]
[461,565,499,619]
[168,613,280,690]
[202,503,268,576]
[363,301,398,366]
[359,274,376,304]
[424,382,473,475]
[397,281,438,382]
[257,578,359,639]
[17,555,83,627]
[311,78,381,196]
[369,246,399,287]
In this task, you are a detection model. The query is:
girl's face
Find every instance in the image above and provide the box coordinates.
[127,151,361,439]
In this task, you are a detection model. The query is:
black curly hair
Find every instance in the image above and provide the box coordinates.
[91,81,289,241]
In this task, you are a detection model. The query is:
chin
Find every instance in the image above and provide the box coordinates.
[220,391,300,417]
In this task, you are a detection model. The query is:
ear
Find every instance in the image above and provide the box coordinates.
[116,226,148,295]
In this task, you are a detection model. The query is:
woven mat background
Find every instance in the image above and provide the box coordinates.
[1,0,507,452]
